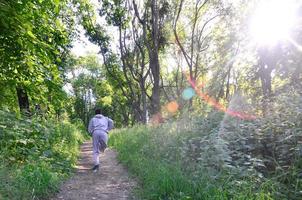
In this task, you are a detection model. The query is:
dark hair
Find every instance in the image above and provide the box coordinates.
[95,109,101,115]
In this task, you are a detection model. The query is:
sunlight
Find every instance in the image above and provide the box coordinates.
[288,37,302,52]
[250,0,298,46]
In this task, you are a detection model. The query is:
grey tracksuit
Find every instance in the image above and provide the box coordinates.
[88,114,114,165]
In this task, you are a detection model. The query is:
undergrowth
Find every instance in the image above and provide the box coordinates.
[0,110,86,200]
[109,108,302,200]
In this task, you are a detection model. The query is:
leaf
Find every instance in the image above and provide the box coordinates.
[1,18,9,29]
[8,157,16,161]
[54,6,60,15]
[54,0,60,6]
[18,139,27,145]
[27,30,36,39]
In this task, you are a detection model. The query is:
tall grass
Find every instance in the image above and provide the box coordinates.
[109,109,301,199]
[0,110,86,199]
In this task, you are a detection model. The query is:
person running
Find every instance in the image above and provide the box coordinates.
[88,109,114,172]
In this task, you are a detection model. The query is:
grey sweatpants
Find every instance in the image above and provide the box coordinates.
[92,130,108,165]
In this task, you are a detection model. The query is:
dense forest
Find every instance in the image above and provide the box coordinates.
[1,0,302,199]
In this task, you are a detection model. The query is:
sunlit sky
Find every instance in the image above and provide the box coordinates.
[250,0,300,46]
[71,0,100,57]
[71,26,100,57]
[71,0,119,58]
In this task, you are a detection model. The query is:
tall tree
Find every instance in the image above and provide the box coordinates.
[0,0,77,115]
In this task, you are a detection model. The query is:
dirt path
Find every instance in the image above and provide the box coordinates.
[51,141,137,200]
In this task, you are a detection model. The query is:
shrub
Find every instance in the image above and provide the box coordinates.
[109,91,302,199]
[0,110,86,199]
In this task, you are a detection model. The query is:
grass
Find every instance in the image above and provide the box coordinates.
[0,110,87,200]
[109,113,301,200]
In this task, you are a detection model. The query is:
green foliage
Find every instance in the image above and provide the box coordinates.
[0,162,60,200]
[0,0,79,114]
[65,53,132,127]
[110,125,263,199]
[110,100,302,200]
[1,0,302,198]
[0,110,86,199]
[78,0,135,124]
[100,0,129,28]
[15,163,60,200]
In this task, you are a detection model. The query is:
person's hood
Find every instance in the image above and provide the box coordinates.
[95,114,104,118]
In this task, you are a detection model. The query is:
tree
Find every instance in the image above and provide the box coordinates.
[0,0,77,115]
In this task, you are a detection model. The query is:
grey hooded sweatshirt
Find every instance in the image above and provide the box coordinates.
[88,114,114,135]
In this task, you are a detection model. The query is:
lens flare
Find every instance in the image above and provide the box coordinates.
[182,87,196,100]
[287,37,302,52]
[184,72,256,120]
[166,101,179,114]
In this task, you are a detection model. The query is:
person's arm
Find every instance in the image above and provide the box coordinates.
[88,118,94,135]
[107,118,114,131]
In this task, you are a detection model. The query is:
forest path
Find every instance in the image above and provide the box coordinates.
[51,141,136,200]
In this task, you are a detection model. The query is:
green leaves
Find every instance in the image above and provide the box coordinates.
[0,109,85,168]
[0,0,81,112]
[26,30,36,39]
[53,0,60,6]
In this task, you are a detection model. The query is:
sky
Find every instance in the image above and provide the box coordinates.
[70,0,121,59]
[71,26,100,57]
[70,0,102,58]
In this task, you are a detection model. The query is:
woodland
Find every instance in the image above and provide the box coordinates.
[0,0,301,199]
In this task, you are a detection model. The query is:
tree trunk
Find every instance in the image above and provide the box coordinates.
[226,66,231,100]
[258,46,278,115]
[259,66,272,98]
[150,51,160,115]
[149,0,161,115]
[132,0,161,117]
[140,80,147,124]
[16,87,30,114]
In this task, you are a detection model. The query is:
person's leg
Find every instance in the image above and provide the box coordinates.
[99,133,108,152]
[92,133,101,171]
[99,140,107,152]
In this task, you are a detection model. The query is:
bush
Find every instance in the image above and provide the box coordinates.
[0,110,86,199]
[109,95,302,200]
